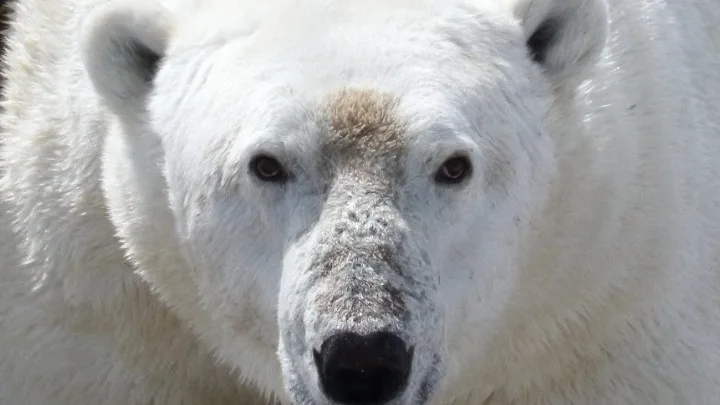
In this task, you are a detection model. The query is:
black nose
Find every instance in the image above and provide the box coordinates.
[314,331,413,405]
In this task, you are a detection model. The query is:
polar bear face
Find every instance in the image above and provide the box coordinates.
[83,0,607,403]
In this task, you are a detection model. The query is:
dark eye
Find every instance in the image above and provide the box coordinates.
[435,156,472,184]
[250,155,288,183]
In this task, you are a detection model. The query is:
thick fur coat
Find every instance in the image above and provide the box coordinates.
[1,0,719,404]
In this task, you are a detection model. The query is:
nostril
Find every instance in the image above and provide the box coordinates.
[314,331,413,405]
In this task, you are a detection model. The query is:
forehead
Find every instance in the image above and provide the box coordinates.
[155,0,542,183]
[321,88,405,174]
[163,0,533,111]
[169,0,525,79]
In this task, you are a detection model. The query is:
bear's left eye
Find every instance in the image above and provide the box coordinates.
[435,156,472,185]
[250,154,288,183]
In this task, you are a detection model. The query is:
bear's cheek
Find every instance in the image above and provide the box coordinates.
[173,199,283,341]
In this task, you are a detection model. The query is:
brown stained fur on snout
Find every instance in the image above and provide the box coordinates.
[323,88,407,178]
[307,88,411,322]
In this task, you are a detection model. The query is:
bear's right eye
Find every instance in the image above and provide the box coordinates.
[250,155,288,183]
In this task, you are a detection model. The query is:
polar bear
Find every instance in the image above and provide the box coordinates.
[1,0,720,404]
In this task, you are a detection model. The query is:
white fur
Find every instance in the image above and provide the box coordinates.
[1,0,719,404]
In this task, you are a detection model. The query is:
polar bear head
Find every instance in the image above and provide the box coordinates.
[82,0,608,403]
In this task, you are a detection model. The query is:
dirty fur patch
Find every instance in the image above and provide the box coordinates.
[322,88,407,175]
[302,88,411,322]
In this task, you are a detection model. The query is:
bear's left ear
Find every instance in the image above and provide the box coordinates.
[513,0,609,87]
[82,0,174,115]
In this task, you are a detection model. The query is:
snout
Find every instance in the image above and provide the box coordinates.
[278,190,444,405]
[314,331,414,405]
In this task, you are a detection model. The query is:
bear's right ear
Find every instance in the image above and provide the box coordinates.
[82,0,174,115]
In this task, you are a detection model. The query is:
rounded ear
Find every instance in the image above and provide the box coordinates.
[82,0,174,115]
[514,0,609,87]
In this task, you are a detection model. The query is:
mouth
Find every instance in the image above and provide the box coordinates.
[288,367,440,405]
[410,368,441,405]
